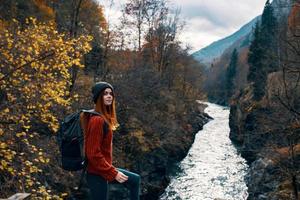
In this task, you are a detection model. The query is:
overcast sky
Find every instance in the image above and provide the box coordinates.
[100,0,267,52]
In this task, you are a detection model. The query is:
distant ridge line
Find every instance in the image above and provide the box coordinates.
[192,15,261,66]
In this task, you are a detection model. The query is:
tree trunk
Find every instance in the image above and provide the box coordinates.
[69,0,83,93]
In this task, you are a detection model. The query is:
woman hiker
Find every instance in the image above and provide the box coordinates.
[84,81,141,200]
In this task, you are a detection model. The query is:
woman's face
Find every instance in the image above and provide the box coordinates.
[103,88,113,106]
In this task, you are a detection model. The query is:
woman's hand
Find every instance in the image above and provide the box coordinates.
[115,171,128,183]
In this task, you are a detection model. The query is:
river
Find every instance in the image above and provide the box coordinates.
[159,102,248,200]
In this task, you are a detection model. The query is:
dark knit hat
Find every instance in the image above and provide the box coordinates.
[92,81,114,103]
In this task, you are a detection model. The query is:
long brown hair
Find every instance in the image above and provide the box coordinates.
[96,89,118,130]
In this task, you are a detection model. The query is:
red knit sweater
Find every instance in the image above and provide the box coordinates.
[85,115,118,182]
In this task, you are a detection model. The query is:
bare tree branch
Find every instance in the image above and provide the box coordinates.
[0,50,55,82]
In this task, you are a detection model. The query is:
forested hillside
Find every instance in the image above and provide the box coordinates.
[228,0,299,199]
[0,0,209,199]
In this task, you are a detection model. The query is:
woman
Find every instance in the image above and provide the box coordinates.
[84,81,141,200]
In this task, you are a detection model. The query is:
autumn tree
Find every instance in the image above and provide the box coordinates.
[53,0,107,91]
[124,0,148,52]
[0,18,92,198]
[274,3,300,198]
[143,6,182,74]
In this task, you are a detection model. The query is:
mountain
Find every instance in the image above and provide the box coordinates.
[192,15,261,66]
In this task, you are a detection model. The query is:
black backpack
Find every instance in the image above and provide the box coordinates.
[56,109,108,171]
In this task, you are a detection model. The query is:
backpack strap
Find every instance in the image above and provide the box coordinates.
[79,112,89,160]
[81,109,109,136]
[81,109,102,116]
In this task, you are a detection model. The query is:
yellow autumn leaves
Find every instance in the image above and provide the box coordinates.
[0,17,92,132]
[0,17,92,199]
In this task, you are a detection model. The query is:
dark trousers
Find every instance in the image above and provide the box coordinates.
[87,168,141,200]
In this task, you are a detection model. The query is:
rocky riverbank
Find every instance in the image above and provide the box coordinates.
[109,101,212,200]
[229,85,300,200]
[228,2,300,199]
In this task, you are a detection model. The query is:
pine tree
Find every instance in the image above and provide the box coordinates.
[226,49,238,101]
[247,0,277,100]
[248,22,262,82]
[248,22,267,100]
[261,0,278,73]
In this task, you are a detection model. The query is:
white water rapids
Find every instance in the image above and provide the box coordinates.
[160,102,248,200]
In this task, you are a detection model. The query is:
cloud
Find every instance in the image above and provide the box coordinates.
[172,0,266,51]
[98,0,267,52]
[178,17,231,51]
